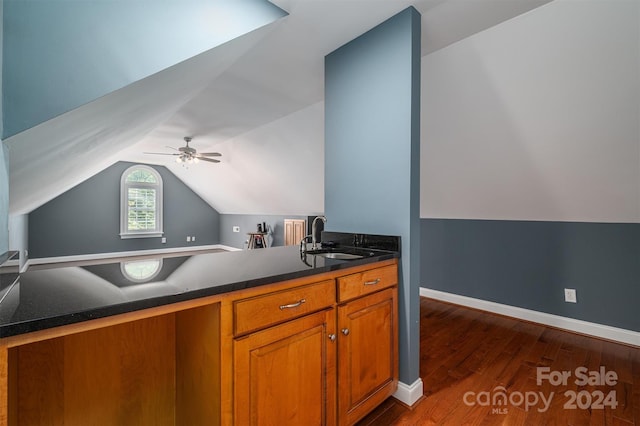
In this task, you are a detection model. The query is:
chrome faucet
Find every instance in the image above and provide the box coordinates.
[311,215,327,250]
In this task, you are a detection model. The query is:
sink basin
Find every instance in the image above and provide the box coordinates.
[313,252,364,260]
[304,247,378,260]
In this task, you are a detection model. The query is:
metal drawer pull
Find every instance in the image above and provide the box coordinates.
[341,328,350,336]
[279,298,306,310]
[364,278,381,286]
[328,334,337,342]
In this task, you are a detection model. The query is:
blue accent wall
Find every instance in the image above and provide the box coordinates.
[325,7,421,384]
[2,0,286,138]
[422,219,640,332]
[29,162,221,258]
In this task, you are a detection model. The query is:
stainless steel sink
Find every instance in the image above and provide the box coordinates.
[313,252,364,260]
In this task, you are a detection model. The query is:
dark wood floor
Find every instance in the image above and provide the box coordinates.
[358,297,640,426]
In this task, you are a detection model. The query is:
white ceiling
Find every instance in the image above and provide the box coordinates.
[5,0,552,215]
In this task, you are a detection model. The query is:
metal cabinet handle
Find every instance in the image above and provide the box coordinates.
[328,334,337,342]
[279,298,306,310]
[341,328,350,336]
[364,278,381,286]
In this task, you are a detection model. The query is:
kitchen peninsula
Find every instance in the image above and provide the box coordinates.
[0,233,400,426]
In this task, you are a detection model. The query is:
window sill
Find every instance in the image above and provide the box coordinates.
[120,232,164,240]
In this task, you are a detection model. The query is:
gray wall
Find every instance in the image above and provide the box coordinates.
[29,161,220,258]
[219,214,310,249]
[422,219,640,332]
[325,7,421,385]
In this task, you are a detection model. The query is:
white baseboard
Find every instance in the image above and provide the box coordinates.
[420,288,640,347]
[393,378,424,407]
[29,244,240,266]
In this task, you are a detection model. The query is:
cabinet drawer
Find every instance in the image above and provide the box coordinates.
[234,279,335,336]
[337,264,398,302]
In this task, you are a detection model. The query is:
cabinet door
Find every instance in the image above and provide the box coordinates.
[337,288,398,426]
[234,309,336,426]
[284,219,306,246]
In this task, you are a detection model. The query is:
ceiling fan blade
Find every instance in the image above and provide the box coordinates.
[165,146,180,151]
[143,152,179,156]
[198,152,222,157]
[198,157,220,163]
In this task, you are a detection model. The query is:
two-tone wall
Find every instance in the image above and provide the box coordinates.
[27,161,311,258]
[420,0,640,332]
[29,162,221,258]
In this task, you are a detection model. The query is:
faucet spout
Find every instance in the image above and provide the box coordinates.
[311,215,327,250]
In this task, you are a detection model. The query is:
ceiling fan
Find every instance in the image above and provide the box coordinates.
[144,137,221,164]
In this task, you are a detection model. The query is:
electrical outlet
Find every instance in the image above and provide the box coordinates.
[192,236,196,242]
[187,236,191,242]
[161,237,167,244]
[564,288,577,303]
[233,226,240,233]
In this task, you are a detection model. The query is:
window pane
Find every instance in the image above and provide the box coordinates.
[121,165,163,237]
[126,169,157,184]
[127,188,157,231]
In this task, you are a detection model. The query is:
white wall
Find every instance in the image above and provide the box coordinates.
[167,101,325,215]
[421,0,640,223]
[8,214,28,271]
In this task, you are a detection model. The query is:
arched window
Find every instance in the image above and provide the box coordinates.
[121,258,163,283]
[120,165,163,238]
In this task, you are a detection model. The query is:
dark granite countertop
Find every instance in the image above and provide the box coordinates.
[0,235,399,338]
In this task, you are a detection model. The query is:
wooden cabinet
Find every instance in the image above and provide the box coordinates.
[337,288,398,425]
[336,264,398,302]
[234,309,336,426]
[1,259,398,426]
[232,277,337,425]
[233,279,335,335]
[284,219,306,246]
[232,261,398,426]
[5,303,221,426]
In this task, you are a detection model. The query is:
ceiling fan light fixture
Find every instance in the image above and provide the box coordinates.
[145,136,221,166]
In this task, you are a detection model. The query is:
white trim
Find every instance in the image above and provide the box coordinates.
[420,288,640,347]
[393,378,424,407]
[120,165,163,238]
[119,232,164,239]
[28,245,239,266]
[3,257,29,273]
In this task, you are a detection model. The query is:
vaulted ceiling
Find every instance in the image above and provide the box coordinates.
[4,0,552,216]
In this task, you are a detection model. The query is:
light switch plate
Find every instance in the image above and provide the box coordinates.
[564,288,577,303]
